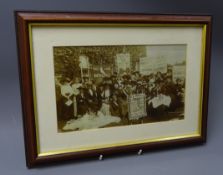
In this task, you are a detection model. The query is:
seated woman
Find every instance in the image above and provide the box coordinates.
[110,94,122,118]
[147,83,171,118]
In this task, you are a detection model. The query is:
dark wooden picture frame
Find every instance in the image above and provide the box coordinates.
[15,12,212,168]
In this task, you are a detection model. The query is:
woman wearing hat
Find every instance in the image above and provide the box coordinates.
[59,77,74,121]
[71,77,82,118]
[76,86,88,116]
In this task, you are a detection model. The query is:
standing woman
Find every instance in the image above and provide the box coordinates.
[100,83,111,116]
[119,82,129,121]
[55,75,63,122]
[72,77,82,118]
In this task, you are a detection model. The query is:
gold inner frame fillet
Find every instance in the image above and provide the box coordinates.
[28,23,206,157]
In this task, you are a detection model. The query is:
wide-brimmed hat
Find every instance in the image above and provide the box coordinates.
[77,85,85,90]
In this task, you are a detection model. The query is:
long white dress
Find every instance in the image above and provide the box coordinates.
[99,89,111,116]
[63,111,121,131]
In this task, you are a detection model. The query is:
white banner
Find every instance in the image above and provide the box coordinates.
[153,56,167,73]
[139,57,154,75]
[139,56,167,75]
[79,55,89,69]
[116,53,131,73]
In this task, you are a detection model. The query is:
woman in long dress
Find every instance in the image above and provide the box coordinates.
[99,84,111,116]
[60,77,74,121]
[71,77,82,118]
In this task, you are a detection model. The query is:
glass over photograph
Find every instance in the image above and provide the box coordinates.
[53,44,186,132]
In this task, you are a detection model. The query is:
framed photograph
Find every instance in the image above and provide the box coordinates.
[15,12,212,167]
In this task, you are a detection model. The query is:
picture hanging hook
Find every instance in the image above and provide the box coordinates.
[137,149,143,155]
[98,154,104,160]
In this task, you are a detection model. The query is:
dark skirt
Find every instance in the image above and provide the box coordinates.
[57,97,74,121]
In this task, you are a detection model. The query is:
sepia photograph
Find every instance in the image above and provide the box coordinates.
[53,44,186,132]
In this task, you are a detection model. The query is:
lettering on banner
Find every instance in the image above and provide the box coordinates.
[128,93,147,120]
